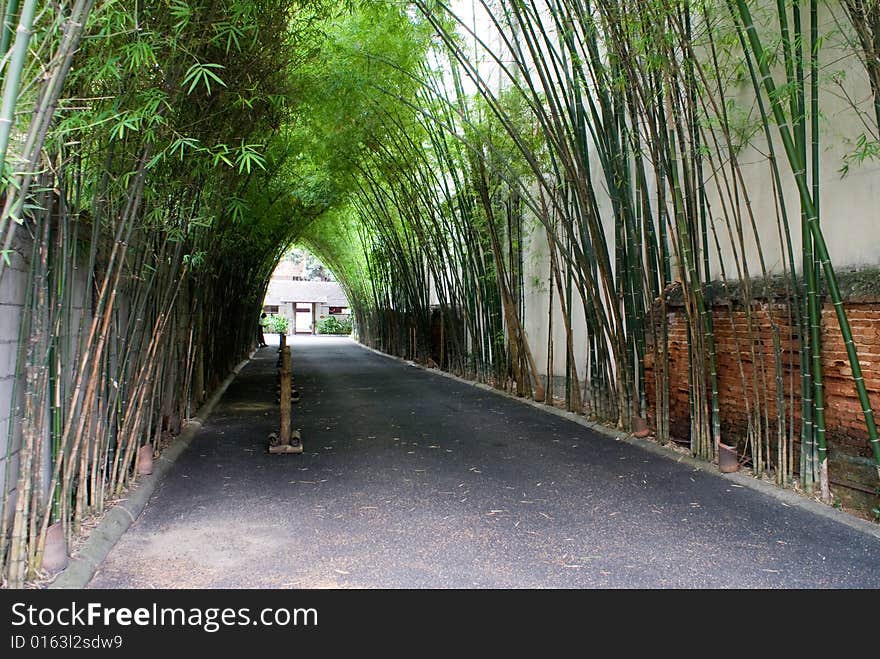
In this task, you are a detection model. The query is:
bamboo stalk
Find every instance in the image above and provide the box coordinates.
[733,0,880,477]
[0,0,35,173]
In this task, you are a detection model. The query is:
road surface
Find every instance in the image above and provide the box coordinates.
[88,337,880,588]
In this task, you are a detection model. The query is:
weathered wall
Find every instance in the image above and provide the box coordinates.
[643,278,880,510]
[507,6,880,513]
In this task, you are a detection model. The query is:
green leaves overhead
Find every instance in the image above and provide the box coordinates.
[182,62,227,95]
[36,0,438,305]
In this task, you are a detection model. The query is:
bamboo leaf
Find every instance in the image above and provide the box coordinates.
[182,62,227,96]
[235,144,266,174]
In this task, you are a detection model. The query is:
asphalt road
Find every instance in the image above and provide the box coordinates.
[88,337,880,588]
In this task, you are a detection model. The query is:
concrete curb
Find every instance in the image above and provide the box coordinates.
[48,354,254,589]
[356,341,880,542]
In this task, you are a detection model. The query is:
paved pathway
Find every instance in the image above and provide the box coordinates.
[88,337,880,588]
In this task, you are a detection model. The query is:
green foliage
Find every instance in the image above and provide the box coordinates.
[840,133,880,177]
[316,316,352,335]
[6,0,880,586]
[182,61,227,95]
[265,314,289,334]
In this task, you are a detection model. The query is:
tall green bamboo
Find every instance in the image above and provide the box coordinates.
[0,0,36,175]
[733,0,880,477]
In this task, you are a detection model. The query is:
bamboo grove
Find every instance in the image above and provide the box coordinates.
[306,0,880,505]
[0,0,878,585]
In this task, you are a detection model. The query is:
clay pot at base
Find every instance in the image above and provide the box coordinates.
[718,442,740,473]
[42,522,68,575]
[632,416,651,438]
[532,386,546,403]
[137,444,154,475]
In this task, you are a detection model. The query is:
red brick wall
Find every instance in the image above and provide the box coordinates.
[645,302,880,512]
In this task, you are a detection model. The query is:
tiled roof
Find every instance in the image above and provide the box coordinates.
[264,279,349,306]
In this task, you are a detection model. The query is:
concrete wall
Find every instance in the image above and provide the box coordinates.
[522,225,590,391]
[0,243,27,523]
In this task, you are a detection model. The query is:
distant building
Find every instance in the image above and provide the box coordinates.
[263,277,350,334]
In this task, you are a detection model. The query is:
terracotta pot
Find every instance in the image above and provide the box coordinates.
[137,444,154,475]
[42,522,68,575]
[532,386,546,403]
[719,442,740,473]
[632,416,651,438]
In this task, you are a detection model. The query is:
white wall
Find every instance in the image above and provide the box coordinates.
[703,5,880,278]
[514,5,880,381]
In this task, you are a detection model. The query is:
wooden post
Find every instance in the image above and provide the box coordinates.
[269,345,302,454]
[279,346,291,444]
